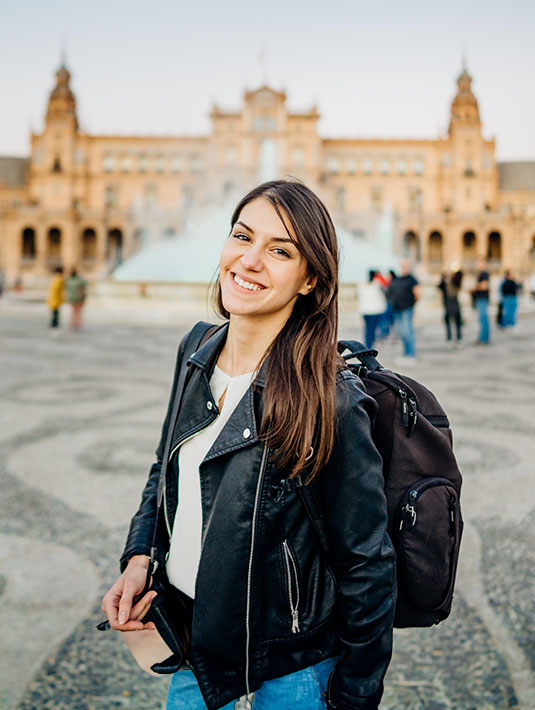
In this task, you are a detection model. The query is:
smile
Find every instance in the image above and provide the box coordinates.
[232,273,265,292]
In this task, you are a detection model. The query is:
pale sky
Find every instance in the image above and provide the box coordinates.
[1,0,534,161]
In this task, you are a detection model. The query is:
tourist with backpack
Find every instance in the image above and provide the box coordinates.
[65,268,88,331]
[100,181,396,710]
[386,259,420,362]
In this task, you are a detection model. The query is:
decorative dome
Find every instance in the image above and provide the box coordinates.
[46,61,78,127]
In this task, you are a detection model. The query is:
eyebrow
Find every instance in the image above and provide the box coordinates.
[235,220,294,244]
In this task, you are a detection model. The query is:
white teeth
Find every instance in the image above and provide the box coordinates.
[233,274,262,291]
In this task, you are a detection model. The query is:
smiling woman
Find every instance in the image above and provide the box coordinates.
[101,180,395,710]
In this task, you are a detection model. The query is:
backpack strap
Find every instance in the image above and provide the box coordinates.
[338,339,384,372]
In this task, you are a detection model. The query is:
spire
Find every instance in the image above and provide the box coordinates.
[448,61,480,134]
[46,58,78,129]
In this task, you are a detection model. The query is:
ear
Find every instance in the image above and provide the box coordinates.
[298,274,318,296]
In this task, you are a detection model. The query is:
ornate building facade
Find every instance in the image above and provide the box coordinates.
[0,62,534,285]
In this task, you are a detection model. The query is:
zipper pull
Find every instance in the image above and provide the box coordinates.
[291,610,300,633]
[408,397,418,436]
[401,490,418,529]
[398,389,409,429]
[449,495,456,536]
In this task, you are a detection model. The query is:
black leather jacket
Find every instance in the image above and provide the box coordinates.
[121,324,396,710]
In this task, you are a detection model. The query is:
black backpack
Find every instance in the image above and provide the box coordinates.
[295,340,463,628]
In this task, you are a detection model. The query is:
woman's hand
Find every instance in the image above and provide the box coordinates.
[101,555,157,631]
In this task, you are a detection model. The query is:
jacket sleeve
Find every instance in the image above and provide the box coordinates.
[320,372,396,710]
[119,332,189,571]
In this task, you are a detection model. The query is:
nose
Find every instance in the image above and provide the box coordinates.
[240,243,264,272]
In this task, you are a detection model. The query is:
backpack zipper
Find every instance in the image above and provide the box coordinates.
[399,489,418,530]
[398,388,409,429]
[245,443,269,706]
[282,540,301,633]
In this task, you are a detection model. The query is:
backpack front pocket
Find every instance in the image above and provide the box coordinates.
[396,477,462,612]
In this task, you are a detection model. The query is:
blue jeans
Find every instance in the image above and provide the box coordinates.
[363,313,382,349]
[502,295,517,327]
[393,307,416,357]
[475,298,490,342]
[166,656,338,710]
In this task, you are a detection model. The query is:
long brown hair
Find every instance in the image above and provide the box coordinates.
[215,180,339,481]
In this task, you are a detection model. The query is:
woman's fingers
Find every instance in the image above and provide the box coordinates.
[130,591,157,621]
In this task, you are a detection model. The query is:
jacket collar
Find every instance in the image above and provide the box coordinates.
[188,321,267,388]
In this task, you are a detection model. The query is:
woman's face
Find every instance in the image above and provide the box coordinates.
[219,197,316,321]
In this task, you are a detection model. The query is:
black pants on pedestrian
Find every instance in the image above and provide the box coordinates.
[50,309,59,328]
[445,311,462,341]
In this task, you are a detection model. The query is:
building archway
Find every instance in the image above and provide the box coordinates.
[81,228,97,261]
[21,227,36,262]
[402,231,420,262]
[47,227,62,267]
[428,231,443,265]
[107,228,123,265]
[462,231,476,268]
[487,231,502,265]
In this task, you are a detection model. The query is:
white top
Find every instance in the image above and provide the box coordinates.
[166,365,255,598]
[358,280,387,315]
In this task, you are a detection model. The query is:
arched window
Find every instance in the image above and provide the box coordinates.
[47,227,62,262]
[21,228,36,261]
[462,231,477,266]
[81,228,97,261]
[487,232,502,263]
[107,228,123,265]
[403,231,420,262]
[428,231,443,264]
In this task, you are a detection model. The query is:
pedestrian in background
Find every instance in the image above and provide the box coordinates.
[387,259,420,363]
[500,270,519,328]
[65,268,88,331]
[46,266,64,330]
[381,269,397,338]
[472,257,490,345]
[438,264,463,347]
[358,269,388,349]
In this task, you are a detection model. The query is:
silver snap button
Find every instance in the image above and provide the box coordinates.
[243,427,251,439]
[207,401,213,410]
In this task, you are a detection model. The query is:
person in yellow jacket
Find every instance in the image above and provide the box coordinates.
[47,266,64,329]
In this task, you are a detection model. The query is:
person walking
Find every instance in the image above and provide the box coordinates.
[387,259,420,362]
[101,180,395,710]
[500,270,519,328]
[438,264,463,347]
[46,266,64,330]
[358,269,388,349]
[65,268,88,330]
[472,257,490,345]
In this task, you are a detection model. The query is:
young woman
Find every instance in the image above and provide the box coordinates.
[102,180,395,710]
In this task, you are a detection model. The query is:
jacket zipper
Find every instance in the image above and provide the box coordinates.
[282,540,300,633]
[245,443,269,706]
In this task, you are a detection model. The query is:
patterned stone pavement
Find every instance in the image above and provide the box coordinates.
[1,300,534,710]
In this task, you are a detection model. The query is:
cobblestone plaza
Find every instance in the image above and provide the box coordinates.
[1,301,534,709]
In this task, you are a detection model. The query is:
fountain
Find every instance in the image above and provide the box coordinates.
[110,140,398,322]
[113,199,398,286]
